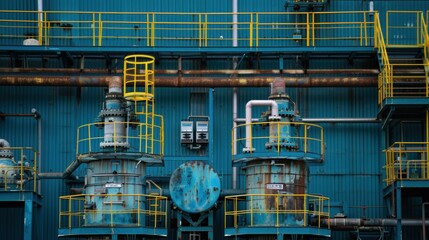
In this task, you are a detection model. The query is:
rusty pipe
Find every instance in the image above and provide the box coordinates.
[0,68,380,75]
[0,76,377,87]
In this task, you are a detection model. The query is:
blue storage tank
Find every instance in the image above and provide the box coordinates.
[169,161,221,214]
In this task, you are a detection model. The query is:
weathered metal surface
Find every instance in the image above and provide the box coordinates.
[0,76,378,87]
[169,161,220,214]
[245,160,307,226]
[0,68,380,75]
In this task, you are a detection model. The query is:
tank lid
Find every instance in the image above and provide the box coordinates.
[169,161,221,213]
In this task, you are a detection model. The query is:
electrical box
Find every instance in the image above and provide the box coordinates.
[180,121,194,143]
[196,121,209,143]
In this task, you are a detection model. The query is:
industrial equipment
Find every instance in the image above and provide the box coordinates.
[169,161,220,240]
[58,56,167,239]
[225,78,330,240]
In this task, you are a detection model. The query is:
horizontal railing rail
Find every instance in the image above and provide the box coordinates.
[232,121,324,161]
[384,142,429,185]
[0,10,375,48]
[224,193,330,229]
[59,193,168,229]
[0,147,38,192]
[76,120,164,156]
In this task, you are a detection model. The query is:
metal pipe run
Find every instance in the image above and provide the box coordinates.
[0,76,378,87]
[63,158,91,178]
[245,100,279,150]
[302,118,380,123]
[0,68,380,75]
[234,118,380,123]
[322,218,429,230]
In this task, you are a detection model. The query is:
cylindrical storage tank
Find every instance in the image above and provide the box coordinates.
[169,161,221,214]
[245,159,307,226]
[0,157,17,190]
[84,160,145,226]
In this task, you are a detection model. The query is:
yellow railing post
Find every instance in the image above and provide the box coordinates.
[306,12,310,47]
[234,197,238,228]
[92,13,96,46]
[303,194,307,227]
[275,195,279,227]
[304,124,307,153]
[364,12,368,46]
[256,13,259,47]
[250,195,253,226]
[249,14,253,47]
[68,196,72,229]
[98,13,102,46]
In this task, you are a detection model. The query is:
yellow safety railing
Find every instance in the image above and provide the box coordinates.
[0,10,375,48]
[224,193,330,229]
[374,12,392,105]
[0,147,38,192]
[76,121,164,156]
[59,193,168,229]
[384,142,429,185]
[232,122,324,160]
[386,11,425,47]
[377,11,429,105]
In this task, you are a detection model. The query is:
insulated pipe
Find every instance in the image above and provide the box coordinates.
[0,76,378,87]
[245,100,279,150]
[0,139,11,148]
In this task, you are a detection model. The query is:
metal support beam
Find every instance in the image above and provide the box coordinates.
[382,107,395,130]
[396,187,402,240]
[0,76,378,87]
[24,200,33,240]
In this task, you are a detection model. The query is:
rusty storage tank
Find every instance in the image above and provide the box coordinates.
[245,160,307,226]
[169,161,221,213]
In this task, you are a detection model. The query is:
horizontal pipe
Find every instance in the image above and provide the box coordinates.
[302,118,380,123]
[160,188,245,199]
[0,68,380,75]
[0,76,378,87]
[323,218,429,230]
[234,118,380,123]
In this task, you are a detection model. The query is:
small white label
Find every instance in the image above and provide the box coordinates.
[266,183,284,190]
[105,183,122,188]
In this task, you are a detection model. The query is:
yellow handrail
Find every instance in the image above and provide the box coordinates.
[0,147,38,192]
[232,121,324,160]
[374,12,392,105]
[76,121,164,156]
[384,142,429,185]
[0,10,375,48]
[224,193,329,229]
[59,193,168,229]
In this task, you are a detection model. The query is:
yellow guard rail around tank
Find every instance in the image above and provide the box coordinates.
[384,142,429,185]
[76,120,164,156]
[224,193,330,229]
[0,147,38,192]
[0,10,374,48]
[59,193,168,229]
[232,121,324,160]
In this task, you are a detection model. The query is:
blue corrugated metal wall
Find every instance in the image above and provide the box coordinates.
[1,0,429,239]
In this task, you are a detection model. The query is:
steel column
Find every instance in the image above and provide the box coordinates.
[396,186,402,240]
[24,200,33,240]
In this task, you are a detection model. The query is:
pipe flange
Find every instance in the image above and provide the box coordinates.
[105,93,124,99]
[100,141,130,149]
[0,150,13,158]
[99,109,127,117]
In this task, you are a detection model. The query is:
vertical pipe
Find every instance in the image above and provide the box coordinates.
[232,0,238,190]
[37,116,42,194]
